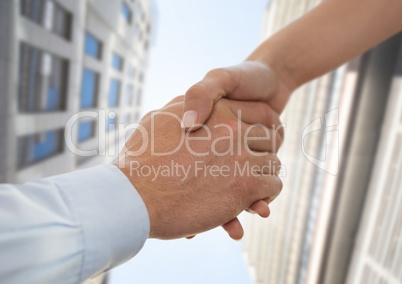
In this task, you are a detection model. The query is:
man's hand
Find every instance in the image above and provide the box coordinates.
[182,61,292,130]
[115,96,283,240]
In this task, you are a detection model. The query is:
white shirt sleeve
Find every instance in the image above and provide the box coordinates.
[0,164,150,284]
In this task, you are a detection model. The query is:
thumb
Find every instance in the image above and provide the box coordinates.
[182,68,237,130]
[182,83,215,131]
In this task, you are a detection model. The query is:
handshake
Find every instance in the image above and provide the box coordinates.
[115,61,288,240]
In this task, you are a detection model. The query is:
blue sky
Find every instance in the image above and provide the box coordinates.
[110,0,267,283]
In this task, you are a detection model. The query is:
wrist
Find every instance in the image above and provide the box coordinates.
[247,45,297,95]
[244,54,294,114]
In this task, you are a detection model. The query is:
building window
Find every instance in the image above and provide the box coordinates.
[125,85,133,105]
[80,69,99,108]
[85,33,102,59]
[20,0,72,40]
[51,1,71,40]
[78,120,96,142]
[121,2,132,24]
[112,53,124,71]
[108,79,121,107]
[17,129,64,168]
[18,43,68,113]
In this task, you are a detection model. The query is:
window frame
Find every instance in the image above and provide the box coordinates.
[121,1,132,24]
[17,129,64,169]
[80,68,99,109]
[20,0,72,41]
[108,78,121,107]
[18,42,68,113]
[112,53,124,71]
[77,120,96,142]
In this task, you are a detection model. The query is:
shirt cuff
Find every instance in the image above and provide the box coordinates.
[47,163,150,282]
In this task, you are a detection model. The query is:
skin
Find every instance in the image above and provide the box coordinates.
[115,97,284,240]
[182,0,402,237]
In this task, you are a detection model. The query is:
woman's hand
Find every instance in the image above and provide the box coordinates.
[182,61,291,130]
[182,61,289,239]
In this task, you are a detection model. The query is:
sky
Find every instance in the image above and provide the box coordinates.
[110,0,267,283]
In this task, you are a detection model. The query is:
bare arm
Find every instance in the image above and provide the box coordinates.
[181,0,402,238]
[183,0,402,125]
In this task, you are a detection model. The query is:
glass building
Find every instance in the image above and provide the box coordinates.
[243,1,402,284]
[0,1,154,282]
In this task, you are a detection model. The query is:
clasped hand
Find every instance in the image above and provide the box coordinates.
[116,96,283,240]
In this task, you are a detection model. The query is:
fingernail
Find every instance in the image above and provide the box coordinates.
[181,110,198,128]
[246,208,256,214]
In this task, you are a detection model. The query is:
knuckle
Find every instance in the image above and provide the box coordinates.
[250,177,272,201]
[206,68,236,88]
[273,127,284,148]
[256,105,285,146]
[206,68,227,78]
[257,103,275,126]
[262,104,274,122]
[185,83,208,100]
[276,132,284,148]
[142,110,153,120]
[173,95,185,102]
[273,176,283,196]
[268,129,283,153]
[267,152,279,164]
[261,175,283,198]
[277,124,285,142]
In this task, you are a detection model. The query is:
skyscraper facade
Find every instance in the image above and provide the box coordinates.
[0,1,153,282]
[243,1,402,284]
[0,0,153,185]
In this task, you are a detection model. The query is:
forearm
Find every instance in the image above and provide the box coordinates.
[248,0,402,91]
[0,165,149,283]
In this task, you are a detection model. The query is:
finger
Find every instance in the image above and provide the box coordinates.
[182,85,215,131]
[242,123,283,153]
[182,62,284,131]
[227,100,284,139]
[266,189,281,204]
[247,152,281,175]
[252,175,283,203]
[247,200,271,218]
[182,67,241,130]
[222,218,244,240]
